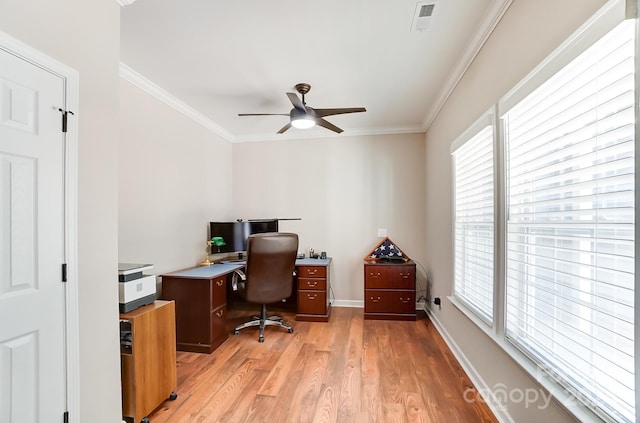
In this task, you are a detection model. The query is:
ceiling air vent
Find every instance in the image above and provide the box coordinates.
[411,1,436,32]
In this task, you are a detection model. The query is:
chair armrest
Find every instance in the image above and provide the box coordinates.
[231,269,246,291]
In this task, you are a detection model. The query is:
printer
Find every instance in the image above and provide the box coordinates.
[118,263,156,313]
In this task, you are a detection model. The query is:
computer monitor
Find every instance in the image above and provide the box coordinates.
[248,219,279,235]
[209,219,279,257]
[209,221,251,255]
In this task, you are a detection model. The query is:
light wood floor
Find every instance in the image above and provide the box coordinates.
[148,306,497,423]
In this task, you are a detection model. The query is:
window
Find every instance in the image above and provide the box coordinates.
[452,118,495,323]
[449,4,636,421]
[502,20,635,423]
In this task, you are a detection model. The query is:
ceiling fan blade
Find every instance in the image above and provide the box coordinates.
[277,123,292,134]
[316,118,343,133]
[313,107,366,118]
[286,92,306,111]
[238,113,289,116]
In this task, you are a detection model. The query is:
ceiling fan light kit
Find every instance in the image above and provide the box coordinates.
[239,83,366,134]
[291,115,316,129]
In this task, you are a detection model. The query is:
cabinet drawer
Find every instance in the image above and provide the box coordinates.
[211,305,226,341]
[298,291,327,315]
[211,276,226,310]
[364,290,415,314]
[364,265,415,289]
[298,277,326,291]
[297,266,326,278]
[390,265,415,289]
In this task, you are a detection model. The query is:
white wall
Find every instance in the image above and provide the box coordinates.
[424,0,607,422]
[232,133,426,303]
[0,0,121,421]
[118,79,233,277]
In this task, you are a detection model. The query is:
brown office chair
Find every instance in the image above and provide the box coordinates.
[233,232,299,342]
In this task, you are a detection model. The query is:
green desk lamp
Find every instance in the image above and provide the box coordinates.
[200,237,226,266]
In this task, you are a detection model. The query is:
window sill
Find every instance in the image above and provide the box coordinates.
[445,296,619,423]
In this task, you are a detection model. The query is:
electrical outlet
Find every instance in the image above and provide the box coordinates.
[377,228,387,237]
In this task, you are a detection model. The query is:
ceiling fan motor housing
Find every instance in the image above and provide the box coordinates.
[239,82,365,134]
[290,107,314,119]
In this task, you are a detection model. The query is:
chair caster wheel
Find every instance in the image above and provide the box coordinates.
[141,418,150,423]
[259,336,264,343]
[288,328,293,333]
[234,330,239,335]
[169,391,178,400]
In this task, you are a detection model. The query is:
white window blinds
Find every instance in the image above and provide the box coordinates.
[503,20,635,423]
[453,124,495,323]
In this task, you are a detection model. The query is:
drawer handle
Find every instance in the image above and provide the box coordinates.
[306,281,318,288]
[370,296,381,303]
[216,280,224,286]
[370,272,381,277]
[400,273,410,277]
[307,293,317,300]
[307,269,317,275]
[399,298,411,303]
[215,309,224,318]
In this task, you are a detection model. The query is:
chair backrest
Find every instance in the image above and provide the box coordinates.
[244,232,299,304]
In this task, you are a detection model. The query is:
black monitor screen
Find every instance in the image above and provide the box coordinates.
[249,219,279,235]
[209,221,251,254]
[209,219,279,254]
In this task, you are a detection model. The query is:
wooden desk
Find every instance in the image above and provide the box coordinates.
[160,258,331,353]
[160,264,242,353]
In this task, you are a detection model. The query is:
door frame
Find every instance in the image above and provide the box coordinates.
[0,30,80,422]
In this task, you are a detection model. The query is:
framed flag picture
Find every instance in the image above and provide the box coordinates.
[364,237,409,263]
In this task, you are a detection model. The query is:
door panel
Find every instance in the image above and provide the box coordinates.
[0,154,36,293]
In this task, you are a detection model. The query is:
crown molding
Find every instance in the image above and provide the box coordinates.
[233,125,425,143]
[421,0,513,131]
[120,62,424,143]
[115,0,137,6]
[119,63,234,142]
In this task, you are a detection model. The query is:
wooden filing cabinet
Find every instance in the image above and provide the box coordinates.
[296,258,331,322]
[120,300,177,423]
[364,261,416,321]
[161,273,228,353]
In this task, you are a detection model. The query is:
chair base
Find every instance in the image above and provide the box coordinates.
[234,304,293,342]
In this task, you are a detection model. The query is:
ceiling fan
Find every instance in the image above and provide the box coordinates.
[238,83,366,134]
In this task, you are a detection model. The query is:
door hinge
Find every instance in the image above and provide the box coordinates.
[58,108,74,133]
[63,411,69,423]
[62,263,67,282]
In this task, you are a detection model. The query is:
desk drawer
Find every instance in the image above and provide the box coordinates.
[298,291,327,315]
[211,305,227,343]
[297,266,326,278]
[298,277,326,291]
[364,290,415,314]
[211,276,226,310]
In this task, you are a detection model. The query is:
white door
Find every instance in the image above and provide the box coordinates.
[0,47,67,422]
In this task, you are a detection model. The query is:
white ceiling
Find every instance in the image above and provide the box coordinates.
[120,0,510,142]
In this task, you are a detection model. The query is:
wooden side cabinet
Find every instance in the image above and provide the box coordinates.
[364,261,416,321]
[296,258,331,322]
[161,273,228,354]
[120,300,177,423]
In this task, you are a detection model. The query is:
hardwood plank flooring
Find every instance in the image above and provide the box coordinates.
[148,307,497,423]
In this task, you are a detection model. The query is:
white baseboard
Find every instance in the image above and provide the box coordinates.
[426,308,515,423]
[332,300,363,308]
[331,300,428,310]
